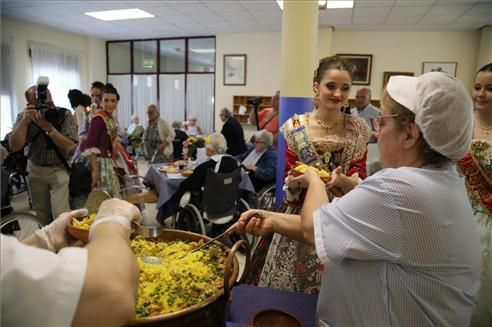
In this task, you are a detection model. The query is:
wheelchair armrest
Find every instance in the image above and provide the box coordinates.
[179,191,191,208]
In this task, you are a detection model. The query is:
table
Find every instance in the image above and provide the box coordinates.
[144,164,255,209]
[226,284,318,327]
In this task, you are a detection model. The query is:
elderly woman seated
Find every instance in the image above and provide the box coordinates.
[156,132,238,226]
[237,130,276,191]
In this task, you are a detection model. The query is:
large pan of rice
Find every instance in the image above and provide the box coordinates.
[126,229,248,326]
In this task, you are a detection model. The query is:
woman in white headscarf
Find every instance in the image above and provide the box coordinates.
[236,72,481,327]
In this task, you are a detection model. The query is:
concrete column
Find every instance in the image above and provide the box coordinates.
[276,0,319,206]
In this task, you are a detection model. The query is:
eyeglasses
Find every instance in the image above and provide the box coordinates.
[371,114,399,131]
[254,141,265,144]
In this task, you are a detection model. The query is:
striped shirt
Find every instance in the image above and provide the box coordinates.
[313,164,480,326]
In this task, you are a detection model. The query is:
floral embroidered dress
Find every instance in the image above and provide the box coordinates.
[457,139,492,327]
[257,112,369,294]
[84,111,136,197]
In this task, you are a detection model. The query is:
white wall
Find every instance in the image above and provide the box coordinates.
[1,16,106,113]
[332,30,481,99]
[215,28,481,139]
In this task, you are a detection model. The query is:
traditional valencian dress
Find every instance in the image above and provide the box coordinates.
[457,139,492,326]
[85,111,137,197]
[257,112,369,294]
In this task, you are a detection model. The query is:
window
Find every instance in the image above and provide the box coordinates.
[30,41,81,110]
[134,40,157,73]
[107,36,216,133]
[160,39,185,73]
[1,36,16,139]
[108,42,131,74]
[188,38,215,73]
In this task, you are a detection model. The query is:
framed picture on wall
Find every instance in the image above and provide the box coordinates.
[224,54,247,86]
[422,61,457,77]
[383,71,414,88]
[337,53,373,85]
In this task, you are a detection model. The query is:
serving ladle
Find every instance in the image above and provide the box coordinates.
[132,221,164,265]
[179,225,236,260]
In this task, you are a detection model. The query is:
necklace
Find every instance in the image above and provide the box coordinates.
[475,117,492,136]
[316,114,343,132]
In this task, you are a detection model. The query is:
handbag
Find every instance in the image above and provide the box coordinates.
[68,161,92,197]
[47,135,92,197]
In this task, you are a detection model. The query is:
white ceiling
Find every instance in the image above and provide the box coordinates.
[2,0,491,40]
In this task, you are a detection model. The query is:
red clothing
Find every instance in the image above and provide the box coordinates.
[85,116,112,157]
[257,108,279,134]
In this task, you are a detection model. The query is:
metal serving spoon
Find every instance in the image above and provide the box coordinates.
[179,225,236,260]
[132,221,164,265]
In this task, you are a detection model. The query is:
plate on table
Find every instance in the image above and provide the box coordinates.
[158,165,179,174]
[180,169,193,177]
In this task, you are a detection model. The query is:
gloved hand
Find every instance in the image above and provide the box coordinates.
[89,198,142,241]
[35,208,89,252]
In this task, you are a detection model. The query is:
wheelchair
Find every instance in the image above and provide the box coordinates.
[1,166,42,240]
[253,182,276,211]
[173,168,255,251]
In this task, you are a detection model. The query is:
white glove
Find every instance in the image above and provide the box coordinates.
[89,198,142,241]
[35,208,89,252]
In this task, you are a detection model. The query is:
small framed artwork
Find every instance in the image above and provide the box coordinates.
[383,71,414,88]
[422,62,457,77]
[223,54,247,86]
[337,53,373,85]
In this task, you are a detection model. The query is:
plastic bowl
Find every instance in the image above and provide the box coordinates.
[251,309,303,327]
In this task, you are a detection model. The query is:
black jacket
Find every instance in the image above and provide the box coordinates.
[220,117,247,156]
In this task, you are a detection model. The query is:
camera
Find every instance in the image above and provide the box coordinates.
[247,97,262,107]
[35,76,63,126]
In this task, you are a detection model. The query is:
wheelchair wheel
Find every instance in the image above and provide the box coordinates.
[175,204,206,235]
[0,212,43,241]
[254,183,276,211]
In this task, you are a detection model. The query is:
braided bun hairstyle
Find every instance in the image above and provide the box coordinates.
[102,83,120,101]
[313,55,355,84]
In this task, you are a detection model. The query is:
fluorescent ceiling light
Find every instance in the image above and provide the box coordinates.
[326,1,353,9]
[276,0,284,10]
[85,8,154,21]
[276,0,353,10]
[190,49,215,54]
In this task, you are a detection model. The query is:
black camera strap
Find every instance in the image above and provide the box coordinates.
[45,134,71,173]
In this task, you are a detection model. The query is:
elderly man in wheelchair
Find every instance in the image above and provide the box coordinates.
[156,133,252,246]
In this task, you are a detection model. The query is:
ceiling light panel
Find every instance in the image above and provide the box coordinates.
[85,8,154,21]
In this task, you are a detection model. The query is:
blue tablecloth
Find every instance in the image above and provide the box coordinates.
[226,284,318,327]
[145,164,255,208]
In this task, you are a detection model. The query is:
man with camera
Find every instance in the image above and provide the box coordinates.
[10,78,78,225]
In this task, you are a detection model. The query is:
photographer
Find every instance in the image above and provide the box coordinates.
[10,80,78,226]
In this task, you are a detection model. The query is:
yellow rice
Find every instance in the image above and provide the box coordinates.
[71,214,96,229]
[130,237,225,318]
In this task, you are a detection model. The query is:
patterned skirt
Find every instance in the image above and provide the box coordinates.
[97,157,121,198]
[251,204,323,295]
[470,205,492,327]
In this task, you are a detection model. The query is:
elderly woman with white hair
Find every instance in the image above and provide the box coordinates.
[156,132,238,225]
[237,130,276,191]
[236,72,481,326]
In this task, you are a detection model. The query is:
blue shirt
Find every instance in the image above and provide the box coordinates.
[314,164,480,326]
